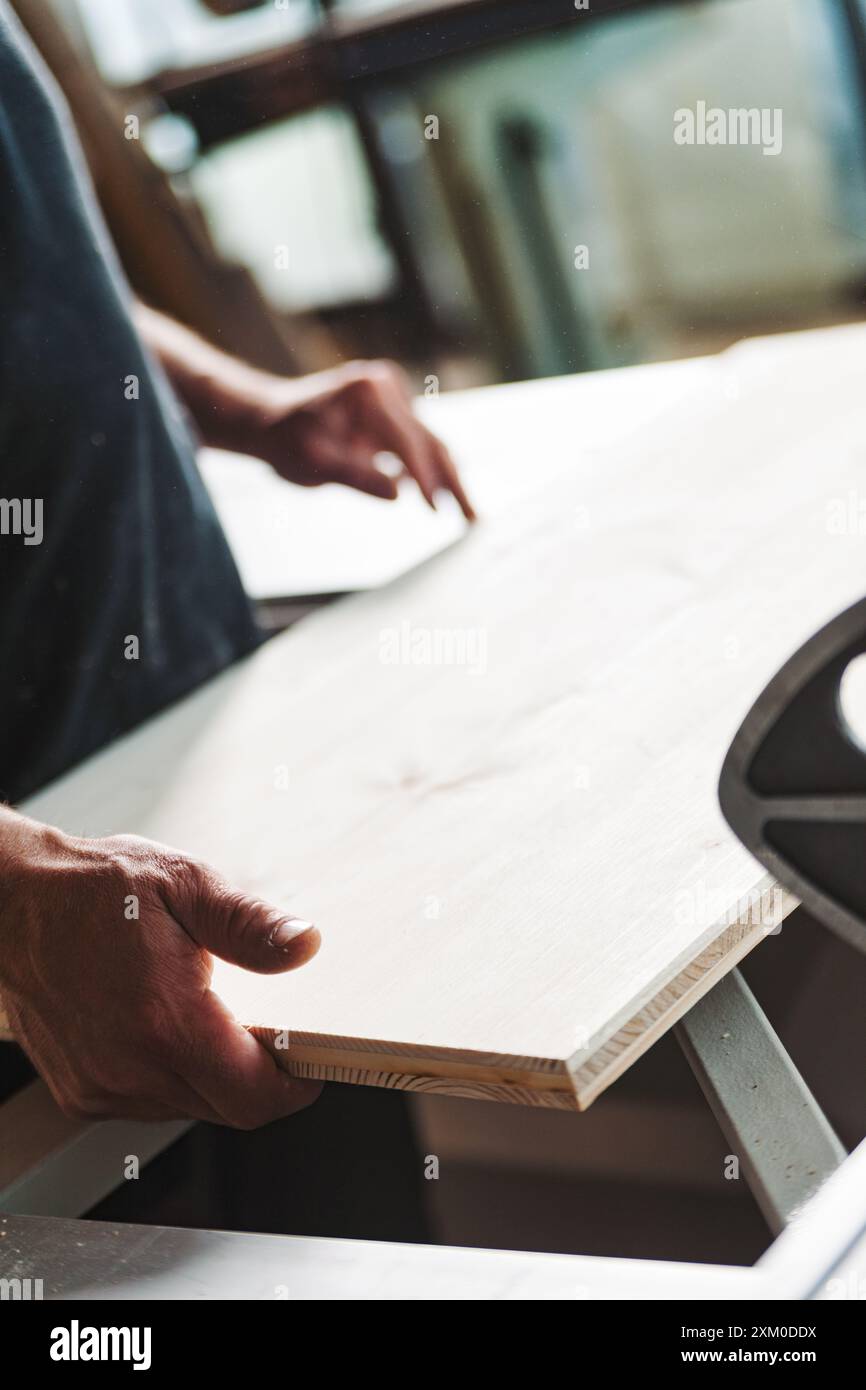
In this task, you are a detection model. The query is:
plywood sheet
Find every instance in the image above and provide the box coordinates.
[11,326,866,1108]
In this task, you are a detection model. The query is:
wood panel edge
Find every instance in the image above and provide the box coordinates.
[567,884,800,1110]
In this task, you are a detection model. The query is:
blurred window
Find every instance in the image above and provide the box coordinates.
[186,107,397,311]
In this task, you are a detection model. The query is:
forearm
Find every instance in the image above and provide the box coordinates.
[133,304,282,452]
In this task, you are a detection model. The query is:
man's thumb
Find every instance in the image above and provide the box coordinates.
[174,864,320,974]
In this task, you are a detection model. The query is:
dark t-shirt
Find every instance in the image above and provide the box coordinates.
[0,4,262,803]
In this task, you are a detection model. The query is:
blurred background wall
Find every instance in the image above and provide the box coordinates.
[19,0,866,387]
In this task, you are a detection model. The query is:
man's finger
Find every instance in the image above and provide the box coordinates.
[421,425,477,522]
[180,991,323,1129]
[170,863,321,975]
[91,1085,223,1125]
[56,1058,228,1125]
[315,442,399,500]
[367,391,439,509]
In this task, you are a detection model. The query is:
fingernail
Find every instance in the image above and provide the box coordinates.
[270,918,315,949]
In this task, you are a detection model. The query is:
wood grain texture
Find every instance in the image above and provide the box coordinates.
[7,324,866,1108]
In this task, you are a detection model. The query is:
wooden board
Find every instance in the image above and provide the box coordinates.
[198,448,468,600]
[7,324,866,1109]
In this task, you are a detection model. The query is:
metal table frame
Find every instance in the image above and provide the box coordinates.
[0,1134,863,1300]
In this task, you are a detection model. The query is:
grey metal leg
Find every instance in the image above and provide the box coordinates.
[675,969,846,1236]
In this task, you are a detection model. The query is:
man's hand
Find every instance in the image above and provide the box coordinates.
[0,809,322,1128]
[135,306,476,519]
[238,361,476,519]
